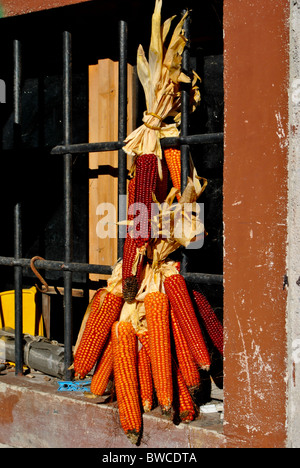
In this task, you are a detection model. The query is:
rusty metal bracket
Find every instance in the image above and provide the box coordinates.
[30,256,49,294]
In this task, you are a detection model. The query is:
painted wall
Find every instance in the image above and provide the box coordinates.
[288,0,300,449]
[223,0,290,448]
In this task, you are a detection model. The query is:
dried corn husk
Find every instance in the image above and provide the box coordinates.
[106,259,123,297]
[147,163,207,269]
[123,0,200,174]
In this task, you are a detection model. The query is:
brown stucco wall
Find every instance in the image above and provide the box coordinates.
[223,0,290,448]
[0,0,92,17]
[287,0,300,449]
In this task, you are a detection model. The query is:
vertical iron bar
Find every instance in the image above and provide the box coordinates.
[180,12,191,274]
[63,31,73,380]
[180,11,191,193]
[13,39,23,375]
[118,20,128,258]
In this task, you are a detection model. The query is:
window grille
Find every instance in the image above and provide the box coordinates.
[0,5,223,380]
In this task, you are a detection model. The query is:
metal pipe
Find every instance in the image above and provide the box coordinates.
[13,39,23,376]
[63,31,73,380]
[118,20,128,258]
[0,330,65,379]
[14,41,21,127]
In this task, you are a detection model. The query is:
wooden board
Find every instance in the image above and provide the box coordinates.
[89,59,136,284]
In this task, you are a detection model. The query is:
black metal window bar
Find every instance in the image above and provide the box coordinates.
[0,15,223,380]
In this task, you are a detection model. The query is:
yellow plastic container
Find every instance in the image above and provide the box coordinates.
[0,286,44,336]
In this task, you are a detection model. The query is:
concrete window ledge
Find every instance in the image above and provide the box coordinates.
[0,373,225,448]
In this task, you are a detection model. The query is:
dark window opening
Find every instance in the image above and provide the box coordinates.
[0,1,223,383]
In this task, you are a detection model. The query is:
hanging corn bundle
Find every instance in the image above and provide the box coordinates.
[121,0,200,304]
[72,0,223,446]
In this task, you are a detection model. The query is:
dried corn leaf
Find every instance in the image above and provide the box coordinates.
[147,167,206,267]
[123,0,200,162]
[119,301,140,330]
[106,260,123,297]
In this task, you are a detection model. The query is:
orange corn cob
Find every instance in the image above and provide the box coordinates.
[90,335,113,396]
[74,288,107,356]
[138,344,153,412]
[164,274,211,370]
[74,292,124,379]
[193,290,223,356]
[164,147,181,200]
[144,291,173,414]
[170,308,201,392]
[133,153,158,248]
[173,363,197,423]
[112,321,142,445]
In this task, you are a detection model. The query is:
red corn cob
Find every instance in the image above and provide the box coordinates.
[133,153,158,248]
[127,176,136,223]
[164,274,211,370]
[193,290,223,356]
[112,321,142,445]
[138,343,154,412]
[122,234,144,303]
[173,363,197,423]
[74,292,124,379]
[122,176,142,304]
[91,335,113,396]
[170,308,201,392]
[144,291,173,414]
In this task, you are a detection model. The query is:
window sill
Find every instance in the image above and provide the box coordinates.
[0,371,225,448]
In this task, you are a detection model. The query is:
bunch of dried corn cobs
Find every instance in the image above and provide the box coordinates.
[73,150,223,445]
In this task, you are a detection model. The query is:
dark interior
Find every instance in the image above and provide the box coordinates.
[0,0,223,344]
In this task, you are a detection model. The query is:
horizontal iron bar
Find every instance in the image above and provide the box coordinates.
[51,141,124,155]
[50,132,224,155]
[162,132,224,147]
[0,256,112,276]
[0,256,222,284]
[183,272,223,285]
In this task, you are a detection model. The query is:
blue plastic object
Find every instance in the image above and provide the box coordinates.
[57,380,91,392]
